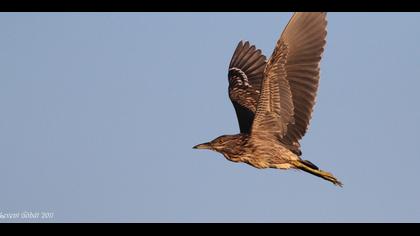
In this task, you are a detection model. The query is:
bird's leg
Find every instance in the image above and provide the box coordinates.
[291,160,343,187]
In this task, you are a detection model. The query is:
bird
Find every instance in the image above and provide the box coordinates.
[193,12,342,187]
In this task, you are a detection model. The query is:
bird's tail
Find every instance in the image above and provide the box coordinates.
[291,160,343,187]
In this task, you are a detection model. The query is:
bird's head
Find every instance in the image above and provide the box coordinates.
[193,135,240,154]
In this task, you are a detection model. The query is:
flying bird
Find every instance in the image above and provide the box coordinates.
[193,12,342,187]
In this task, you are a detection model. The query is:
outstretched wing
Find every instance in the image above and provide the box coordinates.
[251,12,327,152]
[278,12,328,151]
[228,41,267,134]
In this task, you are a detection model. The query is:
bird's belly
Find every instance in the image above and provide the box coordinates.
[243,142,298,169]
[271,163,293,169]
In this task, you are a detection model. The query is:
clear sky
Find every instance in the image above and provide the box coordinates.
[1,13,419,223]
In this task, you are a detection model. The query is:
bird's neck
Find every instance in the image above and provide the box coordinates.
[222,134,249,162]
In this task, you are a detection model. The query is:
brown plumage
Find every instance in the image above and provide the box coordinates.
[193,12,342,187]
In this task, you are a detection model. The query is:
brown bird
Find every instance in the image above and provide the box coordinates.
[193,12,342,187]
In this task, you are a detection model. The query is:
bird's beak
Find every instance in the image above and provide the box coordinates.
[193,142,212,150]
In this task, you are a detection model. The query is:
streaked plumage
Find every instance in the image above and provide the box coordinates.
[194,12,342,187]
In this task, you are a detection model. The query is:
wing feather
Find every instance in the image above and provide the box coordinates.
[252,43,294,136]
[279,12,328,149]
[251,12,327,152]
[228,41,267,134]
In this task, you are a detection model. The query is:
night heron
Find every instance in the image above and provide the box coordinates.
[193,12,342,187]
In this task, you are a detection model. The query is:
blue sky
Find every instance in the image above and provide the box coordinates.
[0,13,420,222]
